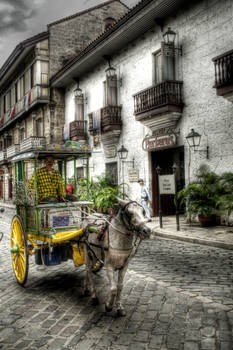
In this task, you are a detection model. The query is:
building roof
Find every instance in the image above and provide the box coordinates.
[48,0,129,27]
[0,0,128,88]
[51,0,189,87]
[0,31,49,89]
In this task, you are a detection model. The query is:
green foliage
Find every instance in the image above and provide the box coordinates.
[217,172,233,217]
[14,181,35,206]
[76,173,124,212]
[177,164,222,219]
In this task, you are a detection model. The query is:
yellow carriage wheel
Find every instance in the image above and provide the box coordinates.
[11,215,29,286]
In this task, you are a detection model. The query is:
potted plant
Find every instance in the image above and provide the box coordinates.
[217,172,233,225]
[177,165,221,226]
[76,174,124,214]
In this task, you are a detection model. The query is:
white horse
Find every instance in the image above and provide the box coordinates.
[82,198,151,316]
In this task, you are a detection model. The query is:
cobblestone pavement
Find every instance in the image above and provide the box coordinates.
[0,220,233,350]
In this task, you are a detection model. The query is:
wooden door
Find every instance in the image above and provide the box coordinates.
[152,147,184,216]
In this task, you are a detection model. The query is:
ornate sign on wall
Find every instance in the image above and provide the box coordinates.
[142,133,176,151]
[128,169,139,182]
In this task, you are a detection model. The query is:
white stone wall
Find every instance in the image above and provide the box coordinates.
[65,0,233,201]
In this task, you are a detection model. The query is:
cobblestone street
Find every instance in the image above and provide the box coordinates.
[0,219,233,350]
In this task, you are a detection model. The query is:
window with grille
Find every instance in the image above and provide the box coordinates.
[106,162,118,186]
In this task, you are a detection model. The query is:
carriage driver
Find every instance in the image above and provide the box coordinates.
[29,156,65,203]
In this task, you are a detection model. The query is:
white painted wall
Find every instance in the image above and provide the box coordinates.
[65,0,233,202]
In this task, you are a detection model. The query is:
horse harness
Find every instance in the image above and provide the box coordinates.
[83,201,144,269]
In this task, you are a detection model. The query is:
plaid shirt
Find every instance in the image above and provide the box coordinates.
[29,167,65,201]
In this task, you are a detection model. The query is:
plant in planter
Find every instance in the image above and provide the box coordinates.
[95,185,124,214]
[76,174,124,213]
[177,165,221,226]
[217,172,233,225]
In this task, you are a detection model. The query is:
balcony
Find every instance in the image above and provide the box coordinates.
[213,49,233,102]
[0,151,6,162]
[20,136,46,152]
[1,85,50,131]
[88,106,122,150]
[6,145,20,158]
[101,106,122,133]
[133,80,183,131]
[88,106,122,134]
[69,120,87,141]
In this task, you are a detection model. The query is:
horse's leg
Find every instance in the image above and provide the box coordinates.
[83,249,99,305]
[105,266,117,312]
[115,264,128,317]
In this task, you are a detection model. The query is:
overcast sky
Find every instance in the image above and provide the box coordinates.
[0,0,139,68]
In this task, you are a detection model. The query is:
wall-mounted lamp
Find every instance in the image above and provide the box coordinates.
[186,128,209,159]
[73,78,83,98]
[163,27,176,44]
[117,145,134,167]
[117,145,134,198]
[162,27,182,56]
[103,55,116,78]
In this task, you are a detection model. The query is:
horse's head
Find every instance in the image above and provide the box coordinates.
[117,198,151,239]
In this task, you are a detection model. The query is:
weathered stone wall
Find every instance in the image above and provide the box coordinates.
[49,1,128,77]
[65,0,233,202]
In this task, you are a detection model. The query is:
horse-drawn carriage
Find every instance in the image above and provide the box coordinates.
[9,143,151,315]
[10,145,101,286]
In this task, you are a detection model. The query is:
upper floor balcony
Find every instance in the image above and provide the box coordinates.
[0,151,6,162]
[19,136,46,152]
[213,49,233,102]
[133,80,183,131]
[88,106,122,135]
[6,144,20,159]
[69,120,87,141]
[0,85,50,131]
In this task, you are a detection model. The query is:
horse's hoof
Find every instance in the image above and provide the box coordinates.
[92,297,99,306]
[117,308,126,317]
[105,304,113,312]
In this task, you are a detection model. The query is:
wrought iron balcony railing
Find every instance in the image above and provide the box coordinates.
[133,80,183,116]
[88,106,122,135]
[69,120,87,141]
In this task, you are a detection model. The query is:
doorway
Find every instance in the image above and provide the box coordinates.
[151,147,184,216]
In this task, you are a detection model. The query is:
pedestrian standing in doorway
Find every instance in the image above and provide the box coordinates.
[138,179,152,222]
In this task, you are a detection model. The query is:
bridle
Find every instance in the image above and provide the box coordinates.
[119,200,145,235]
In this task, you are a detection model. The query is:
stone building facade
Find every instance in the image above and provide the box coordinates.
[0,0,128,206]
[51,0,233,216]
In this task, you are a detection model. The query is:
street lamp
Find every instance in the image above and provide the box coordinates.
[117,145,128,160]
[162,27,182,56]
[117,145,135,198]
[163,27,176,44]
[186,128,209,159]
[73,78,84,98]
[104,55,116,78]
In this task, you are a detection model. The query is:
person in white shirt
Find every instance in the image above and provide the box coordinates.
[138,178,152,222]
